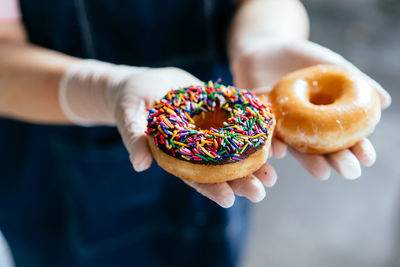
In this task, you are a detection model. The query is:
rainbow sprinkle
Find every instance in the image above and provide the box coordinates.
[146,81,274,165]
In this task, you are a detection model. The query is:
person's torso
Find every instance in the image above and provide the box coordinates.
[0,2,248,266]
[20,0,235,78]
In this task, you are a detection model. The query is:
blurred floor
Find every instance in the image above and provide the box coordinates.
[242,0,400,266]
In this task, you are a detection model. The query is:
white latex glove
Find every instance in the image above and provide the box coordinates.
[230,37,392,180]
[59,59,277,208]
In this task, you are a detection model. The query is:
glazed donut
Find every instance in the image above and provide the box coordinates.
[269,64,381,154]
[146,81,275,183]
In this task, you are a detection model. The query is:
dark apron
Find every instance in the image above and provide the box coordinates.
[0,1,251,266]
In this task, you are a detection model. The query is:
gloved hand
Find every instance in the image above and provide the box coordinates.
[230,37,392,180]
[59,59,277,208]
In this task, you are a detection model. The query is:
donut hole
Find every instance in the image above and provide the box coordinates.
[309,92,336,105]
[193,110,227,130]
[308,73,348,105]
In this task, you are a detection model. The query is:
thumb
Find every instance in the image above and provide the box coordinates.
[290,40,391,110]
[116,100,153,172]
[129,134,153,172]
[252,85,273,96]
[360,73,391,110]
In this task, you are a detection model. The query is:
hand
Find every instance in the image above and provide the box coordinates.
[230,37,392,180]
[59,60,277,208]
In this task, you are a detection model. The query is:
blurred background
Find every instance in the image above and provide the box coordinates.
[0,0,399,266]
[242,0,400,266]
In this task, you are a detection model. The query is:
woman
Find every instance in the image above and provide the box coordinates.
[0,0,390,266]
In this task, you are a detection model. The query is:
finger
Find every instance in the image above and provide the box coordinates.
[228,175,266,203]
[289,148,331,180]
[271,137,287,158]
[184,180,235,208]
[350,138,376,167]
[326,149,361,180]
[129,134,153,172]
[253,162,277,187]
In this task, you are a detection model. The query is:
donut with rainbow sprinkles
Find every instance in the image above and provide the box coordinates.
[146,81,275,183]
